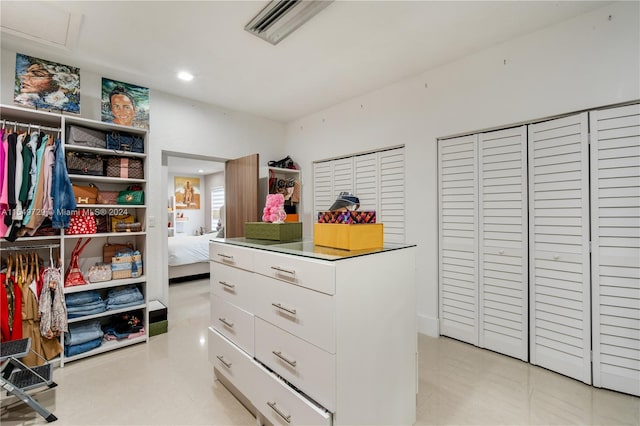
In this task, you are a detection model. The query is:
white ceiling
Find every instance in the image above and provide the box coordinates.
[1,1,609,124]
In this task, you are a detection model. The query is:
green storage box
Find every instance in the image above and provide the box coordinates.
[149,320,168,337]
[245,222,302,241]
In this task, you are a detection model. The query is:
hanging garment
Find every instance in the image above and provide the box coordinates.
[51,137,77,229]
[39,265,68,339]
[22,135,48,234]
[0,271,23,341]
[4,132,18,227]
[0,131,9,238]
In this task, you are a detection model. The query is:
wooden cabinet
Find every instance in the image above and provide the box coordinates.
[209,239,417,425]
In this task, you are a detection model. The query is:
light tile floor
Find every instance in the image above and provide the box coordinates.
[2,278,638,425]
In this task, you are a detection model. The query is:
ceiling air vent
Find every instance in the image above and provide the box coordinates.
[245,0,333,45]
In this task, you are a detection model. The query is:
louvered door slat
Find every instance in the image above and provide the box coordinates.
[439,135,478,345]
[529,113,591,384]
[591,103,640,396]
[479,126,528,361]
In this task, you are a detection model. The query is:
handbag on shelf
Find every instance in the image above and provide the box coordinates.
[66,152,105,176]
[115,222,142,233]
[95,213,109,234]
[64,238,92,287]
[111,214,135,232]
[66,209,97,235]
[103,240,134,263]
[67,125,107,149]
[117,188,144,205]
[72,183,100,204]
[106,131,144,153]
[98,190,119,205]
[105,157,144,179]
[111,249,143,279]
[87,263,112,283]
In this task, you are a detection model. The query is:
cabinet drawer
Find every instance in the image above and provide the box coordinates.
[211,295,254,356]
[210,242,254,271]
[255,318,335,412]
[254,274,335,354]
[208,327,258,403]
[254,361,331,426]
[253,251,335,295]
[211,262,254,313]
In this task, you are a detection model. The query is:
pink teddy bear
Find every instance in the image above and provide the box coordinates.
[262,193,286,223]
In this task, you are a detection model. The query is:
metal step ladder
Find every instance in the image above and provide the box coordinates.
[1,338,58,423]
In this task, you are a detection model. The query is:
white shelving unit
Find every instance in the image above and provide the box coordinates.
[259,166,301,221]
[0,104,149,367]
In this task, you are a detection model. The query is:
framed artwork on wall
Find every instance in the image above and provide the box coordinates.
[175,176,201,210]
[14,53,80,114]
[101,78,150,130]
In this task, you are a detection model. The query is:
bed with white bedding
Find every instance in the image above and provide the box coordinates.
[168,234,212,280]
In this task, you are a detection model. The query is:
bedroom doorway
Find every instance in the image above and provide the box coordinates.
[163,151,226,283]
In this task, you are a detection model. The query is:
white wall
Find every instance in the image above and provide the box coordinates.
[1,48,286,308]
[284,2,640,336]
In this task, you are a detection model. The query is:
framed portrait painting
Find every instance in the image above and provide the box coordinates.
[14,53,80,114]
[101,78,150,130]
[175,176,201,210]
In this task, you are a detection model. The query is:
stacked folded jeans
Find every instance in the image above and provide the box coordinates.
[66,290,107,319]
[64,319,104,357]
[105,285,144,310]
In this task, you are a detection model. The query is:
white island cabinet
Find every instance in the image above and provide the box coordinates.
[208,238,417,425]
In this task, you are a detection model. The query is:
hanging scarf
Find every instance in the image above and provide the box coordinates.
[39,265,67,339]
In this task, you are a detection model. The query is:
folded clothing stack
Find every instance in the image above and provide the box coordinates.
[105,285,144,311]
[66,290,107,319]
[103,310,144,340]
[64,319,104,357]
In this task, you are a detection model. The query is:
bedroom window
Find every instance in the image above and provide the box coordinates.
[211,186,225,232]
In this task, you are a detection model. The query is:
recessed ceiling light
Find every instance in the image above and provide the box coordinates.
[177,71,194,81]
[198,169,204,173]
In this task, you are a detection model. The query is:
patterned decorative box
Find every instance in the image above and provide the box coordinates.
[245,222,302,241]
[314,223,384,250]
[317,210,376,224]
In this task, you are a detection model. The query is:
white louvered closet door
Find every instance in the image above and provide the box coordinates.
[314,161,333,216]
[332,157,355,200]
[529,113,591,384]
[380,148,405,243]
[590,103,640,396]
[355,153,378,211]
[438,135,479,345]
[479,126,528,361]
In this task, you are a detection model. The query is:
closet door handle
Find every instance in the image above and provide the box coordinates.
[271,302,297,316]
[272,350,297,367]
[271,266,296,276]
[498,250,505,255]
[553,255,560,260]
[217,253,234,260]
[219,280,235,289]
[218,317,234,328]
[267,401,291,423]
[216,355,232,368]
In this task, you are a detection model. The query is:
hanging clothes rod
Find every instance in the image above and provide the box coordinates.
[0,244,60,252]
[0,120,61,133]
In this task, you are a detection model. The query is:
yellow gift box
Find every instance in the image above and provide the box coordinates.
[313,223,384,250]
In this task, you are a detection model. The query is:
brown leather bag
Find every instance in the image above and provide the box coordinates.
[72,183,99,204]
[103,240,134,264]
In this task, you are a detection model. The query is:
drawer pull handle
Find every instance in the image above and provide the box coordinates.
[218,317,234,328]
[272,350,297,367]
[553,255,560,260]
[216,355,232,368]
[217,253,234,260]
[271,266,296,276]
[271,302,297,316]
[219,280,235,289]
[267,401,291,423]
